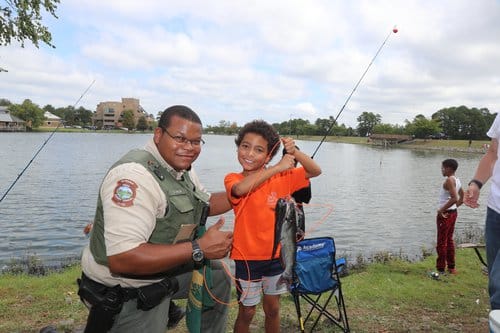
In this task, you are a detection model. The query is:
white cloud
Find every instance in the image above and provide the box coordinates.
[295,102,318,117]
[1,0,500,128]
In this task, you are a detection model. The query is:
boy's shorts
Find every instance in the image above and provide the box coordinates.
[234,259,288,307]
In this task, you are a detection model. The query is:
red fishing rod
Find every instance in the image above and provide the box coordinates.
[311,26,398,159]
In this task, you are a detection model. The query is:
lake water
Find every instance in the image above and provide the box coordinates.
[0,132,488,267]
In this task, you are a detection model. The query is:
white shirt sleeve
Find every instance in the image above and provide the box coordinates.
[487,114,500,140]
[100,162,167,256]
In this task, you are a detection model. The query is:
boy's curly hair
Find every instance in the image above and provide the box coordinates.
[235,120,281,160]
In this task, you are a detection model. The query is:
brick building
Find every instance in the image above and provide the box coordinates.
[93,98,152,130]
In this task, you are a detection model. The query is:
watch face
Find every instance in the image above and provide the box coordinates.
[193,250,204,262]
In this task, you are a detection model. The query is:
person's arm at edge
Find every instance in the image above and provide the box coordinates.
[465,138,498,208]
[472,138,497,184]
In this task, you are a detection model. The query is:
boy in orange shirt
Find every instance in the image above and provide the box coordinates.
[224,120,321,333]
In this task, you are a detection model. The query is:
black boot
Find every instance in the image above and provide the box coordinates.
[167,300,185,329]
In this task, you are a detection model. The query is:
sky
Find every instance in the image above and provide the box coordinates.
[1,0,500,128]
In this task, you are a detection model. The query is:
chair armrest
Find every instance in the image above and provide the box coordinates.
[335,257,347,274]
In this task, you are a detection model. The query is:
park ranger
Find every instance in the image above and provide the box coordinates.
[78,105,233,333]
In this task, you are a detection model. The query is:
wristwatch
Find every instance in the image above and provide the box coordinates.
[191,240,204,264]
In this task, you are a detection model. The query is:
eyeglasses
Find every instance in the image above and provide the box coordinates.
[162,128,205,146]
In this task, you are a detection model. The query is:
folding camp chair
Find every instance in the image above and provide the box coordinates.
[291,236,349,332]
[457,243,487,267]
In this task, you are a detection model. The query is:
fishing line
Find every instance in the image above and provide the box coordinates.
[301,202,334,236]
[0,79,96,203]
[310,25,398,159]
[204,244,260,306]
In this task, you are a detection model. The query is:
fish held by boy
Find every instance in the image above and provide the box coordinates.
[272,197,304,284]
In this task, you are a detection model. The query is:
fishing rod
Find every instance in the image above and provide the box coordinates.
[310,26,398,159]
[0,79,96,203]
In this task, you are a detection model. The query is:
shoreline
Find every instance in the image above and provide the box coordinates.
[30,130,491,154]
[391,142,487,154]
[296,135,490,155]
[2,225,484,277]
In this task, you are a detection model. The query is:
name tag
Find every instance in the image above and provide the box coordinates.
[173,224,197,244]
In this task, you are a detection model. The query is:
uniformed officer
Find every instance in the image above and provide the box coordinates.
[79,105,233,333]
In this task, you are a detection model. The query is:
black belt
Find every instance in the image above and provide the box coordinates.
[79,273,139,302]
[446,209,457,213]
[122,287,139,301]
[79,272,178,306]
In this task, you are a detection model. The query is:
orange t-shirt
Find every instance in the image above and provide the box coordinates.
[224,167,310,261]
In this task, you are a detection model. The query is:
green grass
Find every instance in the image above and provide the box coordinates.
[0,248,490,332]
[0,265,85,332]
[298,135,369,145]
[403,138,490,151]
[341,253,489,332]
[294,135,490,151]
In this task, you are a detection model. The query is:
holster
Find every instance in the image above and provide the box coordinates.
[77,275,123,333]
[77,273,180,332]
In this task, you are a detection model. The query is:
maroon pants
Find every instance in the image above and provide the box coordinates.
[436,210,457,271]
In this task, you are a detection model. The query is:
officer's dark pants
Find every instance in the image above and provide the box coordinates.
[108,260,231,333]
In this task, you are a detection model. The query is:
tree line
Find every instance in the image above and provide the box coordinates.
[2,98,496,139]
[1,98,95,129]
[0,99,154,131]
[207,106,497,140]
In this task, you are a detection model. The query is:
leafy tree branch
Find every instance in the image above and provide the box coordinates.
[0,0,59,48]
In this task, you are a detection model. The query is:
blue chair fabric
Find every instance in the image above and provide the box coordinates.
[291,237,349,332]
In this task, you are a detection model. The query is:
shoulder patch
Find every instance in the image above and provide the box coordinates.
[112,179,138,207]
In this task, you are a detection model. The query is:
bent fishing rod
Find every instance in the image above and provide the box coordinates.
[310,26,398,159]
[0,79,96,203]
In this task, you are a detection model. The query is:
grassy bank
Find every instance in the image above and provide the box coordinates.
[0,248,489,333]
[298,135,490,153]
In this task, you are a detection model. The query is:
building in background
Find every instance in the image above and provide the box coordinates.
[42,111,61,128]
[92,98,153,130]
[0,106,25,132]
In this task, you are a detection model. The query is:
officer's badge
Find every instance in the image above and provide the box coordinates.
[112,179,138,207]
